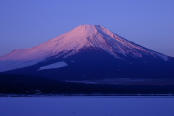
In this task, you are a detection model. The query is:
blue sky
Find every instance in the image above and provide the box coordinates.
[0,0,174,56]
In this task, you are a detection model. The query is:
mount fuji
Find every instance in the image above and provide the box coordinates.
[0,24,174,80]
[1,24,174,95]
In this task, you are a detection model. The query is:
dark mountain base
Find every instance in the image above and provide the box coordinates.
[4,48,174,80]
[0,74,174,96]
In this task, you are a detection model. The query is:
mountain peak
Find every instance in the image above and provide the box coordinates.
[0,24,169,72]
[70,24,98,34]
[69,24,114,37]
[75,24,104,29]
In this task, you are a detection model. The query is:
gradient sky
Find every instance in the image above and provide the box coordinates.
[0,0,174,56]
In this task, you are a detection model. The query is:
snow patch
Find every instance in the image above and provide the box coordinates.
[39,61,68,71]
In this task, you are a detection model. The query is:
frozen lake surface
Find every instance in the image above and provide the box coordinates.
[0,96,174,116]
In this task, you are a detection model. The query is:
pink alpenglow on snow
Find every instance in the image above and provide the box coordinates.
[0,24,169,72]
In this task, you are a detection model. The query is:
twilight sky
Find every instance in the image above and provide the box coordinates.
[0,0,174,56]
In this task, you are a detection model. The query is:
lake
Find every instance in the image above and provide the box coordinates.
[0,96,174,116]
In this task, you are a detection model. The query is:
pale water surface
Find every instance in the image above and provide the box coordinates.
[0,96,174,116]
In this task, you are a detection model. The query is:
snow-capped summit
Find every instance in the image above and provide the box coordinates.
[0,24,168,60]
[0,24,170,72]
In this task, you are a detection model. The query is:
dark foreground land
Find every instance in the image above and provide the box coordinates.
[0,74,174,96]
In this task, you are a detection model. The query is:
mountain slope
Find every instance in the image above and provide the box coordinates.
[0,25,168,61]
[0,24,173,80]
